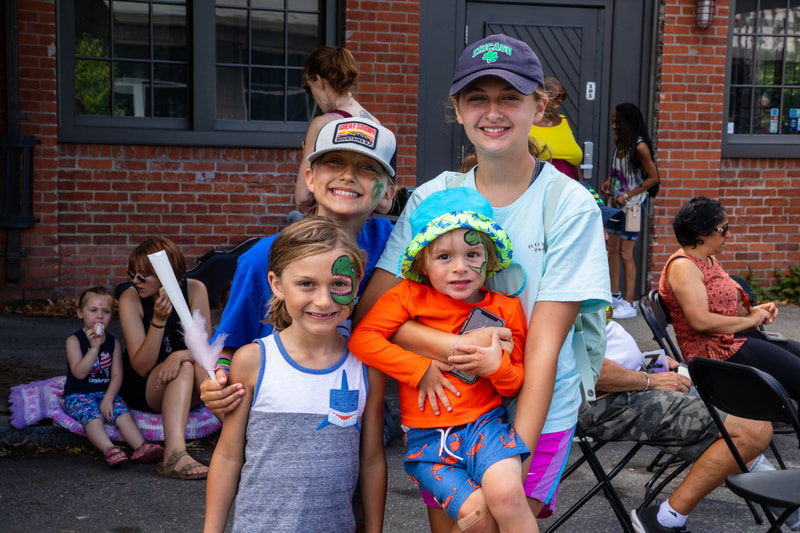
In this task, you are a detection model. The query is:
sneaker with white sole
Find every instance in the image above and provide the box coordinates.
[614,299,638,319]
[631,506,689,533]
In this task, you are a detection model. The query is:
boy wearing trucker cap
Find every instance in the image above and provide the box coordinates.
[200,117,397,416]
[350,187,536,531]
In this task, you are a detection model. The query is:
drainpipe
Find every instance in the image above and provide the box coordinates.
[1,0,39,283]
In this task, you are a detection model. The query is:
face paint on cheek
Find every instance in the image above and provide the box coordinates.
[330,255,357,306]
[370,177,386,204]
[464,230,487,278]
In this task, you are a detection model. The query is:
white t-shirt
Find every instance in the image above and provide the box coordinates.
[604,320,645,371]
[375,163,611,433]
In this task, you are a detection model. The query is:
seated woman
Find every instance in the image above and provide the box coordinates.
[659,196,800,402]
[119,237,211,479]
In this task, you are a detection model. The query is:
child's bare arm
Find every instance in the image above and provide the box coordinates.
[65,334,99,380]
[359,366,387,533]
[105,339,124,400]
[205,344,258,533]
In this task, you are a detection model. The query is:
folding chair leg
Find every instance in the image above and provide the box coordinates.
[769,439,786,470]
[638,458,690,511]
[544,432,635,533]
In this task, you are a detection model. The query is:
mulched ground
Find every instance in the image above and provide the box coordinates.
[0,298,82,318]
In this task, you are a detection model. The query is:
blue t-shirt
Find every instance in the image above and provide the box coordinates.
[213,217,394,349]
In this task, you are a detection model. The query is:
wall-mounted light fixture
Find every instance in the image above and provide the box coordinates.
[696,0,715,30]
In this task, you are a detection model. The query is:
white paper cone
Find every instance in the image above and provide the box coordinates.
[147,250,192,325]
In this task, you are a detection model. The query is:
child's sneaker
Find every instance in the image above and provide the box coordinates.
[614,299,638,319]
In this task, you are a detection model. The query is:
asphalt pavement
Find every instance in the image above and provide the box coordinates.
[1,306,799,532]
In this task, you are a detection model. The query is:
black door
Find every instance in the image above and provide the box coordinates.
[463,2,609,187]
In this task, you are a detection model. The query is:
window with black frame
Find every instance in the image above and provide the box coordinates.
[59,0,331,147]
[724,0,800,157]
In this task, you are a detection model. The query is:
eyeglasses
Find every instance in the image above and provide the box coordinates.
[714,223,730,236]
[128,271,151,283]
[301,75,313,95]
[552,91,568,103]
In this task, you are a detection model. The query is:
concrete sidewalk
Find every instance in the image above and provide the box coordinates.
[1,307,799,532]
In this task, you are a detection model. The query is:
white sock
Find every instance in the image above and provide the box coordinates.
[658,500,688,528]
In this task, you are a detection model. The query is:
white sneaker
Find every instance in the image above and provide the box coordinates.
[611,293,625,308]
[614,300,637,319]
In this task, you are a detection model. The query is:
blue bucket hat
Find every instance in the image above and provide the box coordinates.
[399,188,512,282]
[450,34,545,96]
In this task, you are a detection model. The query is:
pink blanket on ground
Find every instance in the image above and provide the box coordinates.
[8,376,221,442]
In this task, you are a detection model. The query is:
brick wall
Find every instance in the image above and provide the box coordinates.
[649,0,800,291]
[0,0,419,301]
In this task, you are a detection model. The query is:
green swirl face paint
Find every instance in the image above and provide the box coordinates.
[331,255,357,305]
[464,229,487,278]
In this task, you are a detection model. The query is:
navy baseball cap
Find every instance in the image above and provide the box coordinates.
[450,34,545,96]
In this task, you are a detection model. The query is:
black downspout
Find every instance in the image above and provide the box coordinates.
[2,0,39,283]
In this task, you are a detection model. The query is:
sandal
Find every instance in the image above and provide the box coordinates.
[104,445,129,467]
[130,442,164,463]
[156,449,208,480]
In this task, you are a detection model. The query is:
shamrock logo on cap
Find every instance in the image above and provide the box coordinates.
[482,50,498,63]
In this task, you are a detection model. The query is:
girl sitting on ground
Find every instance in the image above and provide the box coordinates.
[63,286,163,467]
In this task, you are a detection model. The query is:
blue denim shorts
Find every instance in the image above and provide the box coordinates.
[606,201,645,241]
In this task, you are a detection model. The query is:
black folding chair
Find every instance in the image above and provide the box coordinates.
[544,425,690,532]
[689,358,800,528]
[184,237,259,309]
[544,427,638,533]
[639,289,682,363]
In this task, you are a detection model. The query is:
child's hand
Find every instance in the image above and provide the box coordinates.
[450,329,503,377]
[459,327,513,355]
[99,397,114,423]
[87,327,104,350]
[417,360,460,415]
[200,371,245,418]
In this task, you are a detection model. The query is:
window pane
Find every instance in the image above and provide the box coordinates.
[252,10,285,65]
[220,0,249,6]
[217,8,249,64]
[154,63,188,118]
[287,67,313,121]
[291,0,320,10]
[115,61,151,117]
[731,34,755,84]
[759,0,788,33]
[782,88,800,133]
[288,12,321,67]
[787,36,800,83]
[789,0,800,34]
[729,87,753,134]
[252,0,284,7]
[251,68,284,120]
[756,35,784,84]
[154,3,187,61]
[114,1,150,60]
[753,87,782,133]
[75,59,111,115]
[75,0,109,55]
[217,66,249,119]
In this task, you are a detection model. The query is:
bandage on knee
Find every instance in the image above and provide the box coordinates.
[457,502,489,531]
